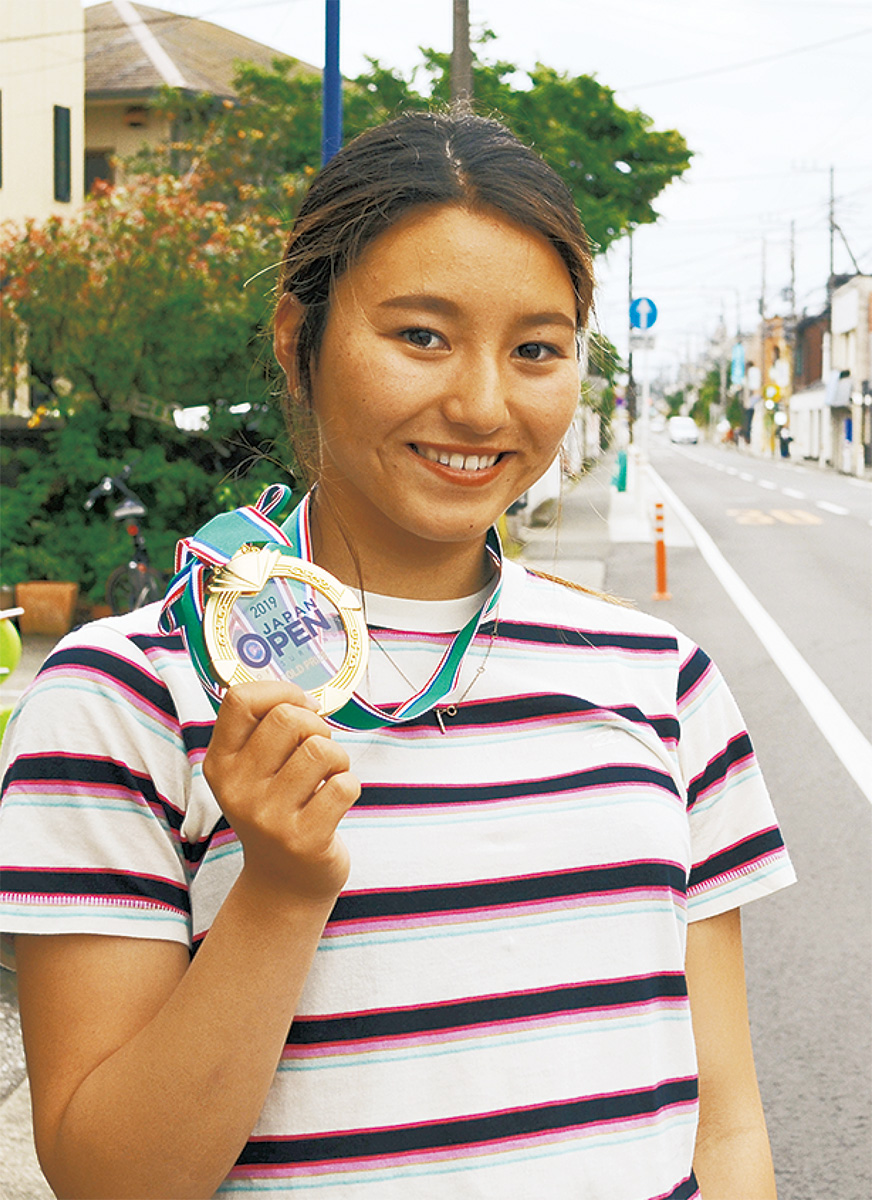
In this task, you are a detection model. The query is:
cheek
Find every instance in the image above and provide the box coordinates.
[534,384,580,448]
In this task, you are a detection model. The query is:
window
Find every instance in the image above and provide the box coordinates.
[85,149,114,193]
[53,105,71,202]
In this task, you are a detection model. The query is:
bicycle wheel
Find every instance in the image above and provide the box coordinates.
[106,565,165,615]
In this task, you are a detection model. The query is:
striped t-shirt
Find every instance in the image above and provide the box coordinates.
[0,557,795,1198]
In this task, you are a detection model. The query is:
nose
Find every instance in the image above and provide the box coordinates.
[441,350,510,436]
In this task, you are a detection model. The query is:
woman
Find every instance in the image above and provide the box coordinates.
[0,112,793,1199]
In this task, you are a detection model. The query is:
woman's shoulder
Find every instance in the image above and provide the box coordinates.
[11,602,211,738]
[502,558,692,648]
[36,602,182,687]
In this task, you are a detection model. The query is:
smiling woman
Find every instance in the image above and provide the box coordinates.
[0,111,794,1200]
[276,203,581,598]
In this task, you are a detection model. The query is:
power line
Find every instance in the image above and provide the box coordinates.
[618,24,872,91]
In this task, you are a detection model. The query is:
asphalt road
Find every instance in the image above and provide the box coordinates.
[606,437,872,1200]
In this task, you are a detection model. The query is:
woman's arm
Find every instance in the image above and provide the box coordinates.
[15,682,360,1200]
[686,907,777,1200]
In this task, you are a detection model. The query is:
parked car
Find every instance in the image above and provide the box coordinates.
[668,416,699,444]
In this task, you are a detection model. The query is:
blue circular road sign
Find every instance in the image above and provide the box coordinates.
[630,297,658,330]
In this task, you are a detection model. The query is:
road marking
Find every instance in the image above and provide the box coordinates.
[726,508,822,525]
[725,467,739,476]
[770,509,823,525]
[816,501,850,516]
[727,508,776,524]
[739,472,755,482]
[758,480,777,490]
[782,488,806,499]
[648,465,872,806]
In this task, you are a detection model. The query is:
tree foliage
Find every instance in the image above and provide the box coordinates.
[136,37,692,252]
[690,366,722,426]
[0,171,293,597]
[1,173,282,411]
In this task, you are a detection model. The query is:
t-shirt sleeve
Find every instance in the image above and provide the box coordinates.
[0,622,196,963]
[675,640,796,921]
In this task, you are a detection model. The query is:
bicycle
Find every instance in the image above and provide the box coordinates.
[84,467,166,615]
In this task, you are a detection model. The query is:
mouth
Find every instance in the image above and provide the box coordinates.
[410,444,505,473]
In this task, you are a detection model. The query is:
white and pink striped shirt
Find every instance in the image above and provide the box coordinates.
[0,557,794,1198]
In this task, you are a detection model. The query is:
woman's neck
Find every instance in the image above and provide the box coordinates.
[308,495,495,601]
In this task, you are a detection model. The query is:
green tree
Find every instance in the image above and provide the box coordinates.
[418,45,692,252]
[663,390,686,417]
[584,332,621,449]
[0,171,293,599]
[690,367,721,427]
[135,39,692,252]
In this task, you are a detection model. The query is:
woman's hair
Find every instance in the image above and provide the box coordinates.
[277,109,595,423]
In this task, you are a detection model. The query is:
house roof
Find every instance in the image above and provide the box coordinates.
[86,1,319,100]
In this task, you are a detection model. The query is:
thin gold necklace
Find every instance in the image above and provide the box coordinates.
[366,618,498,734]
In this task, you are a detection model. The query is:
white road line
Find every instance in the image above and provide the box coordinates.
[816,501,850,516]
[647,465,872,806]
[739,472,755,482]
[782,488,806,499]
[725,467,739,476]
[758,480,777,490]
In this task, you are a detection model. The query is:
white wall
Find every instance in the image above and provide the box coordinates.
[0,0,85,224]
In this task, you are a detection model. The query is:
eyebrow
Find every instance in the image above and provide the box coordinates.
[377,294,576,329]
[377,294,459,316]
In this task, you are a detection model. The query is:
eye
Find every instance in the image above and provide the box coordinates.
[516,341,558,361]
[401,327,444,350]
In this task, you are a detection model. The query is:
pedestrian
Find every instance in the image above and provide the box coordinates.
[778,425,793,458]
[0,111,794,1199]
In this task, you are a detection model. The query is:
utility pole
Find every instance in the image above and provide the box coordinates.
[788,219,796,316]
[759,235,767,406]
[451,0,473,107]
[321,0,342,165]
[626,232,637,428]
[828,165,835,303]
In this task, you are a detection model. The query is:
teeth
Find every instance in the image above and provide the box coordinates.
[415,445,499,471]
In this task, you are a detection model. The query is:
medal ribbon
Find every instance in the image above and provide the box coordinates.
[160,486,502,731]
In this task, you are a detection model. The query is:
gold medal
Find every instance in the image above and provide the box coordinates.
[203,545,368,715]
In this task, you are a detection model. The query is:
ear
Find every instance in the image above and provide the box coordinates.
[274,293,305,391]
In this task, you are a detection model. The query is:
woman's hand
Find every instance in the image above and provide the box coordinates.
[204,681,361,905]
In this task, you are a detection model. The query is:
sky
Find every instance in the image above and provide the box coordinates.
[87,0,872,384]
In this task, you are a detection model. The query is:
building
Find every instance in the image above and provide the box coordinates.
[744,315,792,456]
[829,275,872,475]
[0,0,86,224]
[84,2,315,191]
[789,310,830,464]
[789,278,872,475]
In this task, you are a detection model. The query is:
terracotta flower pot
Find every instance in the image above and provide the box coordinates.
[16,581,80,636]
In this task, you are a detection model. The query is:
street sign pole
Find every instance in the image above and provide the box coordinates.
[321,0,342,165]
[629,297,658,457]
[641,338,652,457]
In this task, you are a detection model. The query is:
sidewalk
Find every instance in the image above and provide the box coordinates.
[0,457,637,1198]
[515,453,613,587]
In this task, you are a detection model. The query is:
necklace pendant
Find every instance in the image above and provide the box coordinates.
[435,704,458,735]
